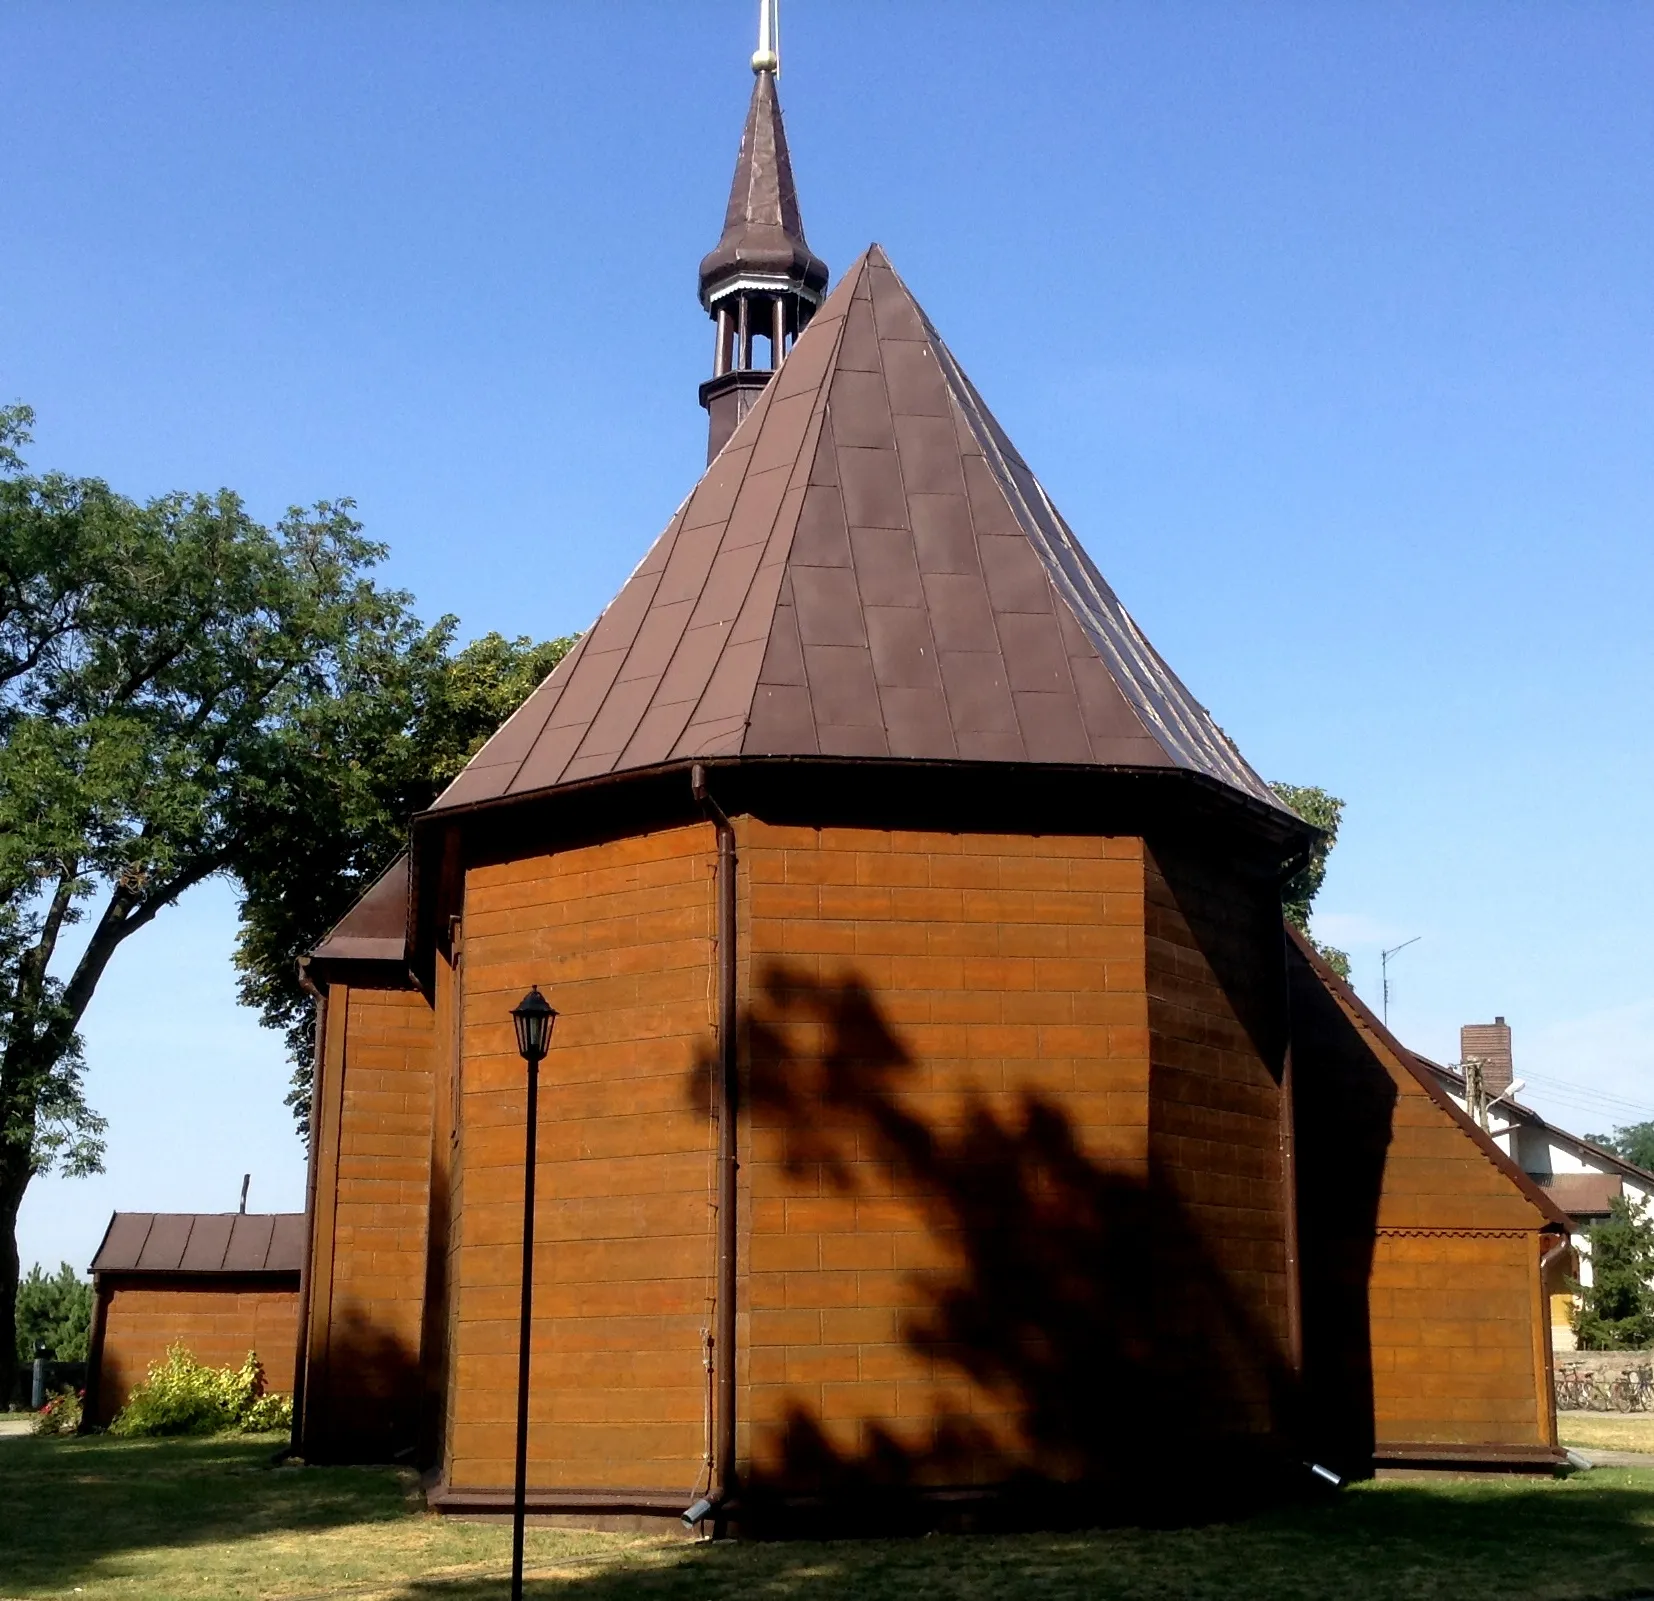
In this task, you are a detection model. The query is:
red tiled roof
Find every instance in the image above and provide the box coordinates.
[1544,1174,1625,1219]
[433,246,1289,817]
[91,1213,305,1276]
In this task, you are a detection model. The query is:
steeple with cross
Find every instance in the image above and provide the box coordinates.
[697,0,829,460]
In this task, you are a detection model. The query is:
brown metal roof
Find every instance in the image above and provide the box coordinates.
[307,854,409,966]
[699,67,827,305]
[91,1213,305,1276]
[1543,1174,1624,1219]
[436,246,1289,818]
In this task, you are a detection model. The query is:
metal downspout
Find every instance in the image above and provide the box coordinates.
[692,764,738,1528]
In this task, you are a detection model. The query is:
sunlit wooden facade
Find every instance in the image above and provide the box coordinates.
[290,41,1569,1529]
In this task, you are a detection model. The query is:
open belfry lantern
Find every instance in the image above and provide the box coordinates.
[292,0,1572,1534]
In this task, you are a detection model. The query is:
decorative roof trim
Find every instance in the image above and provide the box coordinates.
[702,274,825,311]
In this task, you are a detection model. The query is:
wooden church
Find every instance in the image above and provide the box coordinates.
[291,11,1572,1530]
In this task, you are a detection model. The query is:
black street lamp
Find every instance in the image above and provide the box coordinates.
[508,985,556,1601]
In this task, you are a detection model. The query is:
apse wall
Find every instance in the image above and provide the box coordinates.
[735,821,1159,1491]
[446,823,719,1496]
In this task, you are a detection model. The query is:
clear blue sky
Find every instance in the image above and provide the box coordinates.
[6,2,1652,1277]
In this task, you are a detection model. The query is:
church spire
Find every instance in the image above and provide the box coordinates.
[697,0,829,460]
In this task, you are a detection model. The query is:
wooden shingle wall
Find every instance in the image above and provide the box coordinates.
[1289,944,1555,1466]
[302,984,436,1460]
[447,824,717,1495]
[739,822,1153,1491]
[1143,844,1294,1443]
[1369,1231,1546,1445]
[95,1282,297,1424]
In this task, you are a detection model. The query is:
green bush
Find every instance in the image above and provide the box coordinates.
[241,1391,293,1433]
[32,1386,82,1436]
[109,1346,290,1437]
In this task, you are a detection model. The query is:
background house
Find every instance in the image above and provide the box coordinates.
[1425,1018,1654,1351]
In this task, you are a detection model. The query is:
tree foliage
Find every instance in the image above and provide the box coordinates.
[1574,1197,1654,1351]
[232,629,574,1138]
[1585,1121,1654,1176]
[0,402,448,1387]
[1270,782,1351,979]
[14,1260,91,1363]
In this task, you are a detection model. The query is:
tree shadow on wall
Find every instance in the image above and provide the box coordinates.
[301,1308,423,1465]
[691,961,1305,1534]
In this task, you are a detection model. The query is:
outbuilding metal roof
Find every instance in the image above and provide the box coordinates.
[90,1212,305,1276]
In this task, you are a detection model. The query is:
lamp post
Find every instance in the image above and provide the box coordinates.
[508,985,556,1601]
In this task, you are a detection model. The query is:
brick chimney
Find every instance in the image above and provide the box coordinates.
[1461,1016,1513,1097]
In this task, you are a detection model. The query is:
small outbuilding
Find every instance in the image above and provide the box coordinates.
[85,1211,303,1426]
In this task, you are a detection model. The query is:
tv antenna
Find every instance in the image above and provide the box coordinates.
[1380,936,1421,1029]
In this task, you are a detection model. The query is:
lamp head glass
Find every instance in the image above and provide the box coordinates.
[511,986,557,1064]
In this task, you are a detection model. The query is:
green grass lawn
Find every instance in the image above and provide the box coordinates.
[1559,1412,1654,1455]
[3,1433,1654,1601]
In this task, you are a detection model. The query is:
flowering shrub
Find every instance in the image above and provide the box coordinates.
[32,1386,82,1436]
[241,1391,294,1433]
[110,1346,289,1437]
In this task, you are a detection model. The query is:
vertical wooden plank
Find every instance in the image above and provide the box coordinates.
[1278,1037,1304,1378]
[419,945,459,1466]
[289,987,327,1449]
[299,981,349,1456]
[81,1276,111,1429]
[443,916,468,1472]
[1532,1236,1559,1449]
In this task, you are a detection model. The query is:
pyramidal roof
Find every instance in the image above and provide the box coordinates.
[433,247,1287,817]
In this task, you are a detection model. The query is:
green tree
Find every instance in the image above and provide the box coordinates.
[1585,1121,1654,1175]
[0,403,441,1392]
[1574,1196,1654,1350]
[1270,782,1351,979]
[14,1261,91,1363]
[232,630,574,1137]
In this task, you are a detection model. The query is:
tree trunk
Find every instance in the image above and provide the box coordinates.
[0,1157,26,1409]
